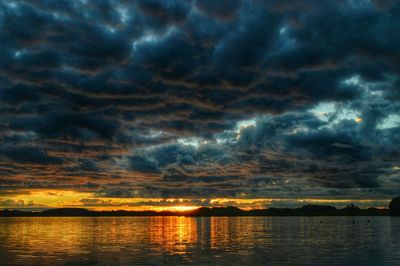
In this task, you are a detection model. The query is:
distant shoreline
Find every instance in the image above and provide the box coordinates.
[1,206,399,217]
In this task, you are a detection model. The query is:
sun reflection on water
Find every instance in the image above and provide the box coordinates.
[148,216,198,254]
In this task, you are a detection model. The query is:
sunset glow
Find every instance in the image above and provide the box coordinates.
[0,189,390,211]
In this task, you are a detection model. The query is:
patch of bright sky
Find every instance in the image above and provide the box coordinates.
[145,130,164,139]
[378,114,400,129]
[343,74,387,97]
[133,26,176,51]
[235,118,256,132]
[341,74,400,129]
[287,126,309,135]
[117,5,130,23]
[177,137,209,148]
[342,74,379,94]
[309,74,393,127]
[309,101,362,127]
[309,102,336,122]
[103,5,130,33]
[343,74,362,86]
[203,118,257,144]
[336,107,362,123]
[234,118,256,139]
[176,118,257,148]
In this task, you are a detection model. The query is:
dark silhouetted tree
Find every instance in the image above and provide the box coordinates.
[389,196,400,214]
[342,203,360,215]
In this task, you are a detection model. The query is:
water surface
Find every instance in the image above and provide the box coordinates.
[1,216,399,265]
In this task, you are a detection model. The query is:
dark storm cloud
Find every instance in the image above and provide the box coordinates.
[0,146,62,165]
[128,155,160,173]
[0,0,399,201]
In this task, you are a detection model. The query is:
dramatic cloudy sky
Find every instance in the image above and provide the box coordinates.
[0,0,399,210]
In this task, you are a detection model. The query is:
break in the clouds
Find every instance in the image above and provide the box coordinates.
[0,0,399,208]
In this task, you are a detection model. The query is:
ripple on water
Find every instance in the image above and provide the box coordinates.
[0,216,400,266]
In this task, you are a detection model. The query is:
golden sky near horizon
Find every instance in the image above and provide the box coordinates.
[0,189,390,211]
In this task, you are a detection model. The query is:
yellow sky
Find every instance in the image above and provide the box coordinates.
[0,189,390,211]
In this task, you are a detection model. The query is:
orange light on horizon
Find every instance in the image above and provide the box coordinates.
[168,205,198,212]
[0,189,391,211]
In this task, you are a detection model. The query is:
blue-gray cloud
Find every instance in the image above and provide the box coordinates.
[0,0,399,201]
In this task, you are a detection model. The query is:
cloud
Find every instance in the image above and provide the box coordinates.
[0,198,46,209]
[0,146,63,164]
[194,0,242,21]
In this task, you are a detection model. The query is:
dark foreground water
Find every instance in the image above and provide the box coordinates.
[1,216,400,266]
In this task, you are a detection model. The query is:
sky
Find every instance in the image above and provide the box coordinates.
[0,0,399,211]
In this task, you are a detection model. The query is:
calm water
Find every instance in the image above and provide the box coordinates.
[1,216,400,265]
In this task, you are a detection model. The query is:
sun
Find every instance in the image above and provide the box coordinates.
[168,206,198,212]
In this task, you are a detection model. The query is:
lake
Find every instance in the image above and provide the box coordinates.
[1,216,400,265]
